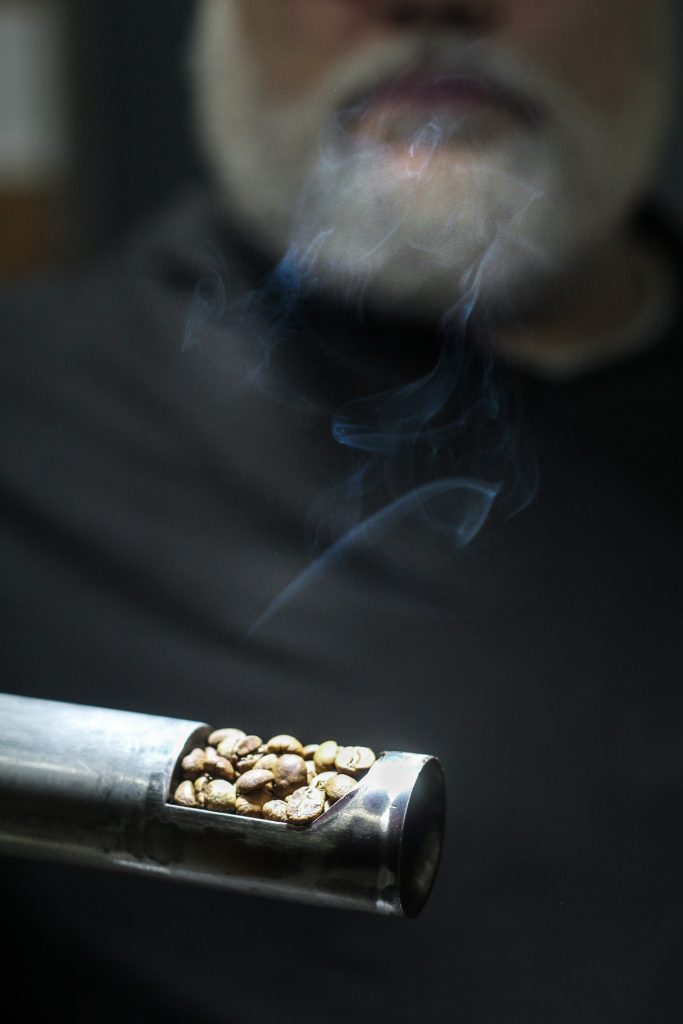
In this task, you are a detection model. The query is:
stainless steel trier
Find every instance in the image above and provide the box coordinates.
[0,693,445,917]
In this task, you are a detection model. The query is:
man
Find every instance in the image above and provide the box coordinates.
[1,2,680,1022]
[194,1,675,373]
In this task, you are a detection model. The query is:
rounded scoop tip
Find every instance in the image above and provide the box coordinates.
[397,756,446,918]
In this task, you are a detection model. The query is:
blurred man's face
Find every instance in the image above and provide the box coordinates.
[194,0,671,316]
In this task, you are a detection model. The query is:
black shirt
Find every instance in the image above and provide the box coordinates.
[1,193,681,1023]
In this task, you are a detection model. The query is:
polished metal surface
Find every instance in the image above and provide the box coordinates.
[0,693,445,916]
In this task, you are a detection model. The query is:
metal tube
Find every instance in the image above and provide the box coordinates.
[0,693,445,917]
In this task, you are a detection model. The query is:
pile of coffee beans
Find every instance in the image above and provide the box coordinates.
[173,729,376,824]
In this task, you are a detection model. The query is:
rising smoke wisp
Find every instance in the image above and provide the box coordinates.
[186,78,544,631]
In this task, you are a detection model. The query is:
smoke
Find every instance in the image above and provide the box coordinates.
[243,267,537,632]
[185,58,556,630]
[186,266,535,634]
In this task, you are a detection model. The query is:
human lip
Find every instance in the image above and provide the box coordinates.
[361,70,540,126]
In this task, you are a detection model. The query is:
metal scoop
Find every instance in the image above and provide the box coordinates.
[0,692,445,917]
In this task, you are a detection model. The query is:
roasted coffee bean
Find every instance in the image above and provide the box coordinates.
[272,754,308,798]
[181,748,207,779]
[313,741,338,772]
[175,725,372,821]
[234,735,263,758]
[325,773,357,803]
[266,734,304,756]
[236,753,263,773]
[254,753,279,773]
[355,747,376,772]
[262,800,288,823]
[193,776,209,807]
[311,771,336,790]
[203,746,220,768]
[203,780,236,812]
[174,780,198,808]
[236,769,275,795]
[212,756,236,781]
[211,728,246,755]
[203,746,235,778]
[286,785,326,823]
[335,746,376,775]
[235,791,269,817]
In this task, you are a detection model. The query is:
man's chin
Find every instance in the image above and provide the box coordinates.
[299,237,544,325]
[279,143,565,323]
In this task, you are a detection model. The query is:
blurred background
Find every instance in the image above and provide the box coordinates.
[0,0,201,280]
[0,0,681,283]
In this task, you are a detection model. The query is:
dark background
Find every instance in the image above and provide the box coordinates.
[67,0,203,259]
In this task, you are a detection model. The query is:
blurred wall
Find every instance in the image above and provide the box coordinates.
[67,0,203,259]
[0,0,69,278]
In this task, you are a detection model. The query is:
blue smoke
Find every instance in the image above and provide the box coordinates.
[250,476,499,633]
[184,109,539,630]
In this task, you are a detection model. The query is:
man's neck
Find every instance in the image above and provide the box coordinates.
[494,231,676,379]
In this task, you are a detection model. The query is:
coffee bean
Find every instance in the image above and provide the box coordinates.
[236,769,275,795]
[254,753,279,773]
[311,770,336,790]
[266,734,304,756]
[210,728,246,754]
[234,735,263,758]
[335,746,376,776]
[286,786,326,824]
[181,748,207,779]
[325,774,357,803]
[174,780,198,808]
[236,753,263,773]
[313,741,338,772]
[213,757,236,781]
[193,776,209,808]
[203,746,219,767]
[262,800,288,823]
[235,791,270,817]
[272,754,308,798]
[204,780,237,812]
[302,744,319,760]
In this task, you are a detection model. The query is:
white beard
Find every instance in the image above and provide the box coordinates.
[190,1,669,320]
